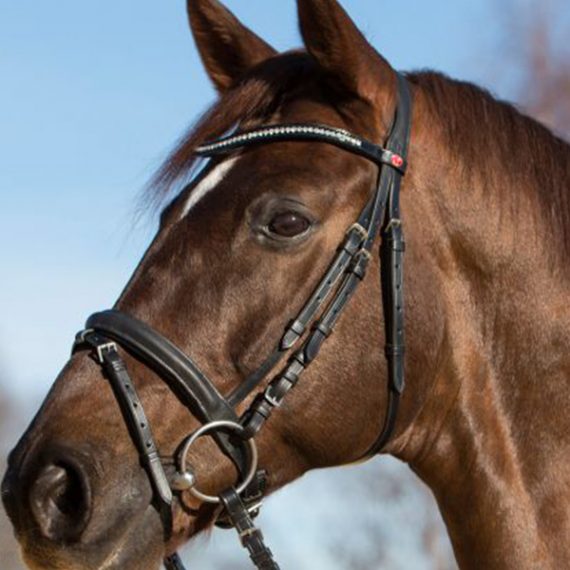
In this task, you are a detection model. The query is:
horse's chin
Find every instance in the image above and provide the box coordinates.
[18,504,165,570]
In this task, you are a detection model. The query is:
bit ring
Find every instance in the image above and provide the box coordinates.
[177,420,258,504]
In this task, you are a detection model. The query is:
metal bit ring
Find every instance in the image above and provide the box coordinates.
[177,420,258,504]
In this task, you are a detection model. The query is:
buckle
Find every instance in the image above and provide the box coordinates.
[263,386,282,408]
[384,218,402,233]
[96,342,118,364]
[239,526,263,545]
[215,496,263,529]
[347,223,368,241]
[356,248,372,261]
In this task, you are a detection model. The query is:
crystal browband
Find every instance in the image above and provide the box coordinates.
[196,123,407,173]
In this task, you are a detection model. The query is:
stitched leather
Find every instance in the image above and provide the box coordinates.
[86,311,236,424]
[82,312,248,474]
[219,488,280,570]
[77,334,174,535]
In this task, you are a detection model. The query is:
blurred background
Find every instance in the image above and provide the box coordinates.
[0,0,568,568]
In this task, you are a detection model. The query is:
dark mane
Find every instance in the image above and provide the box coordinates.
[147,54,570,264]
[408,71,570,265]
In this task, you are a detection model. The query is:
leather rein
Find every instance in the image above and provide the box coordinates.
[73,72,413,570]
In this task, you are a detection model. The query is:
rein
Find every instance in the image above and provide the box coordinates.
[73,72,413,570]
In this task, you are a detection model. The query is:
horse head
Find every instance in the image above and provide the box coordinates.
[4,1,570,569]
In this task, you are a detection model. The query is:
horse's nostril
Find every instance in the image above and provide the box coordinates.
[29,461,91,542]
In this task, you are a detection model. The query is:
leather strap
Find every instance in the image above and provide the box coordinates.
[219,488,280,570]
[76,333,174,533]
[216,469,267,529]
[239,75,413,453]
[83,311,248,473]
[229,203,373,406]
[279,203,373,351]
[228,347,283,407]
[365,72,413,455]
[85,312,236,425]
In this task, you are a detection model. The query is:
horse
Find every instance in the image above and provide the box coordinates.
[3,0,570,568]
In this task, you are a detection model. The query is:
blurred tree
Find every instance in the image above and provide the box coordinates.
[326,461,457,570]
[501,0,570,137]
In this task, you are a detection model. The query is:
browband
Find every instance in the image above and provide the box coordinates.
[196,123,408,174]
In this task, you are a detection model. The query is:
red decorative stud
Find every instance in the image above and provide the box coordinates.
[391,154,404,168]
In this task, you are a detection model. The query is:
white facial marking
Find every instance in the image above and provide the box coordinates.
[181,157,239,218]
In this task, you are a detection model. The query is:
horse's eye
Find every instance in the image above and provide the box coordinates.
[268,211,312,238]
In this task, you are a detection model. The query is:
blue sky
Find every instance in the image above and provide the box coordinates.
[0,1,533,567]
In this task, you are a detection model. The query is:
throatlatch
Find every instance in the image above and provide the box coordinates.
[73,72,413,570]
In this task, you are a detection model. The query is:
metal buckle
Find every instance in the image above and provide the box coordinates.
[176,421,258,504]
[384,218,402,233]
[347,223,368,241]
[96,342,118,364]
[239,526,262,544]
[263,386,282,408]
[356,248,373,261]
[215,498,263,529]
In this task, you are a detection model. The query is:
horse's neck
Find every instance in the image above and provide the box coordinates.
[399,103,570,569]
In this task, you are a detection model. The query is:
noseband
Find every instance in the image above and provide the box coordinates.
[73,72,413,569]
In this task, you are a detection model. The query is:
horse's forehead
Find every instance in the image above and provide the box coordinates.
[180,141,365,221]
[177,91,372,218]
[181,158,240,218]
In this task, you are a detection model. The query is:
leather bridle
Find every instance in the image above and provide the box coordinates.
[73,72,413,570]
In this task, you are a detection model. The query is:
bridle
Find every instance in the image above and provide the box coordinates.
[75,72,412,569]
[73,72,413,570]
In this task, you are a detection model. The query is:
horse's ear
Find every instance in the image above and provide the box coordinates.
[297,0,395,127]
[187,0,277,93]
